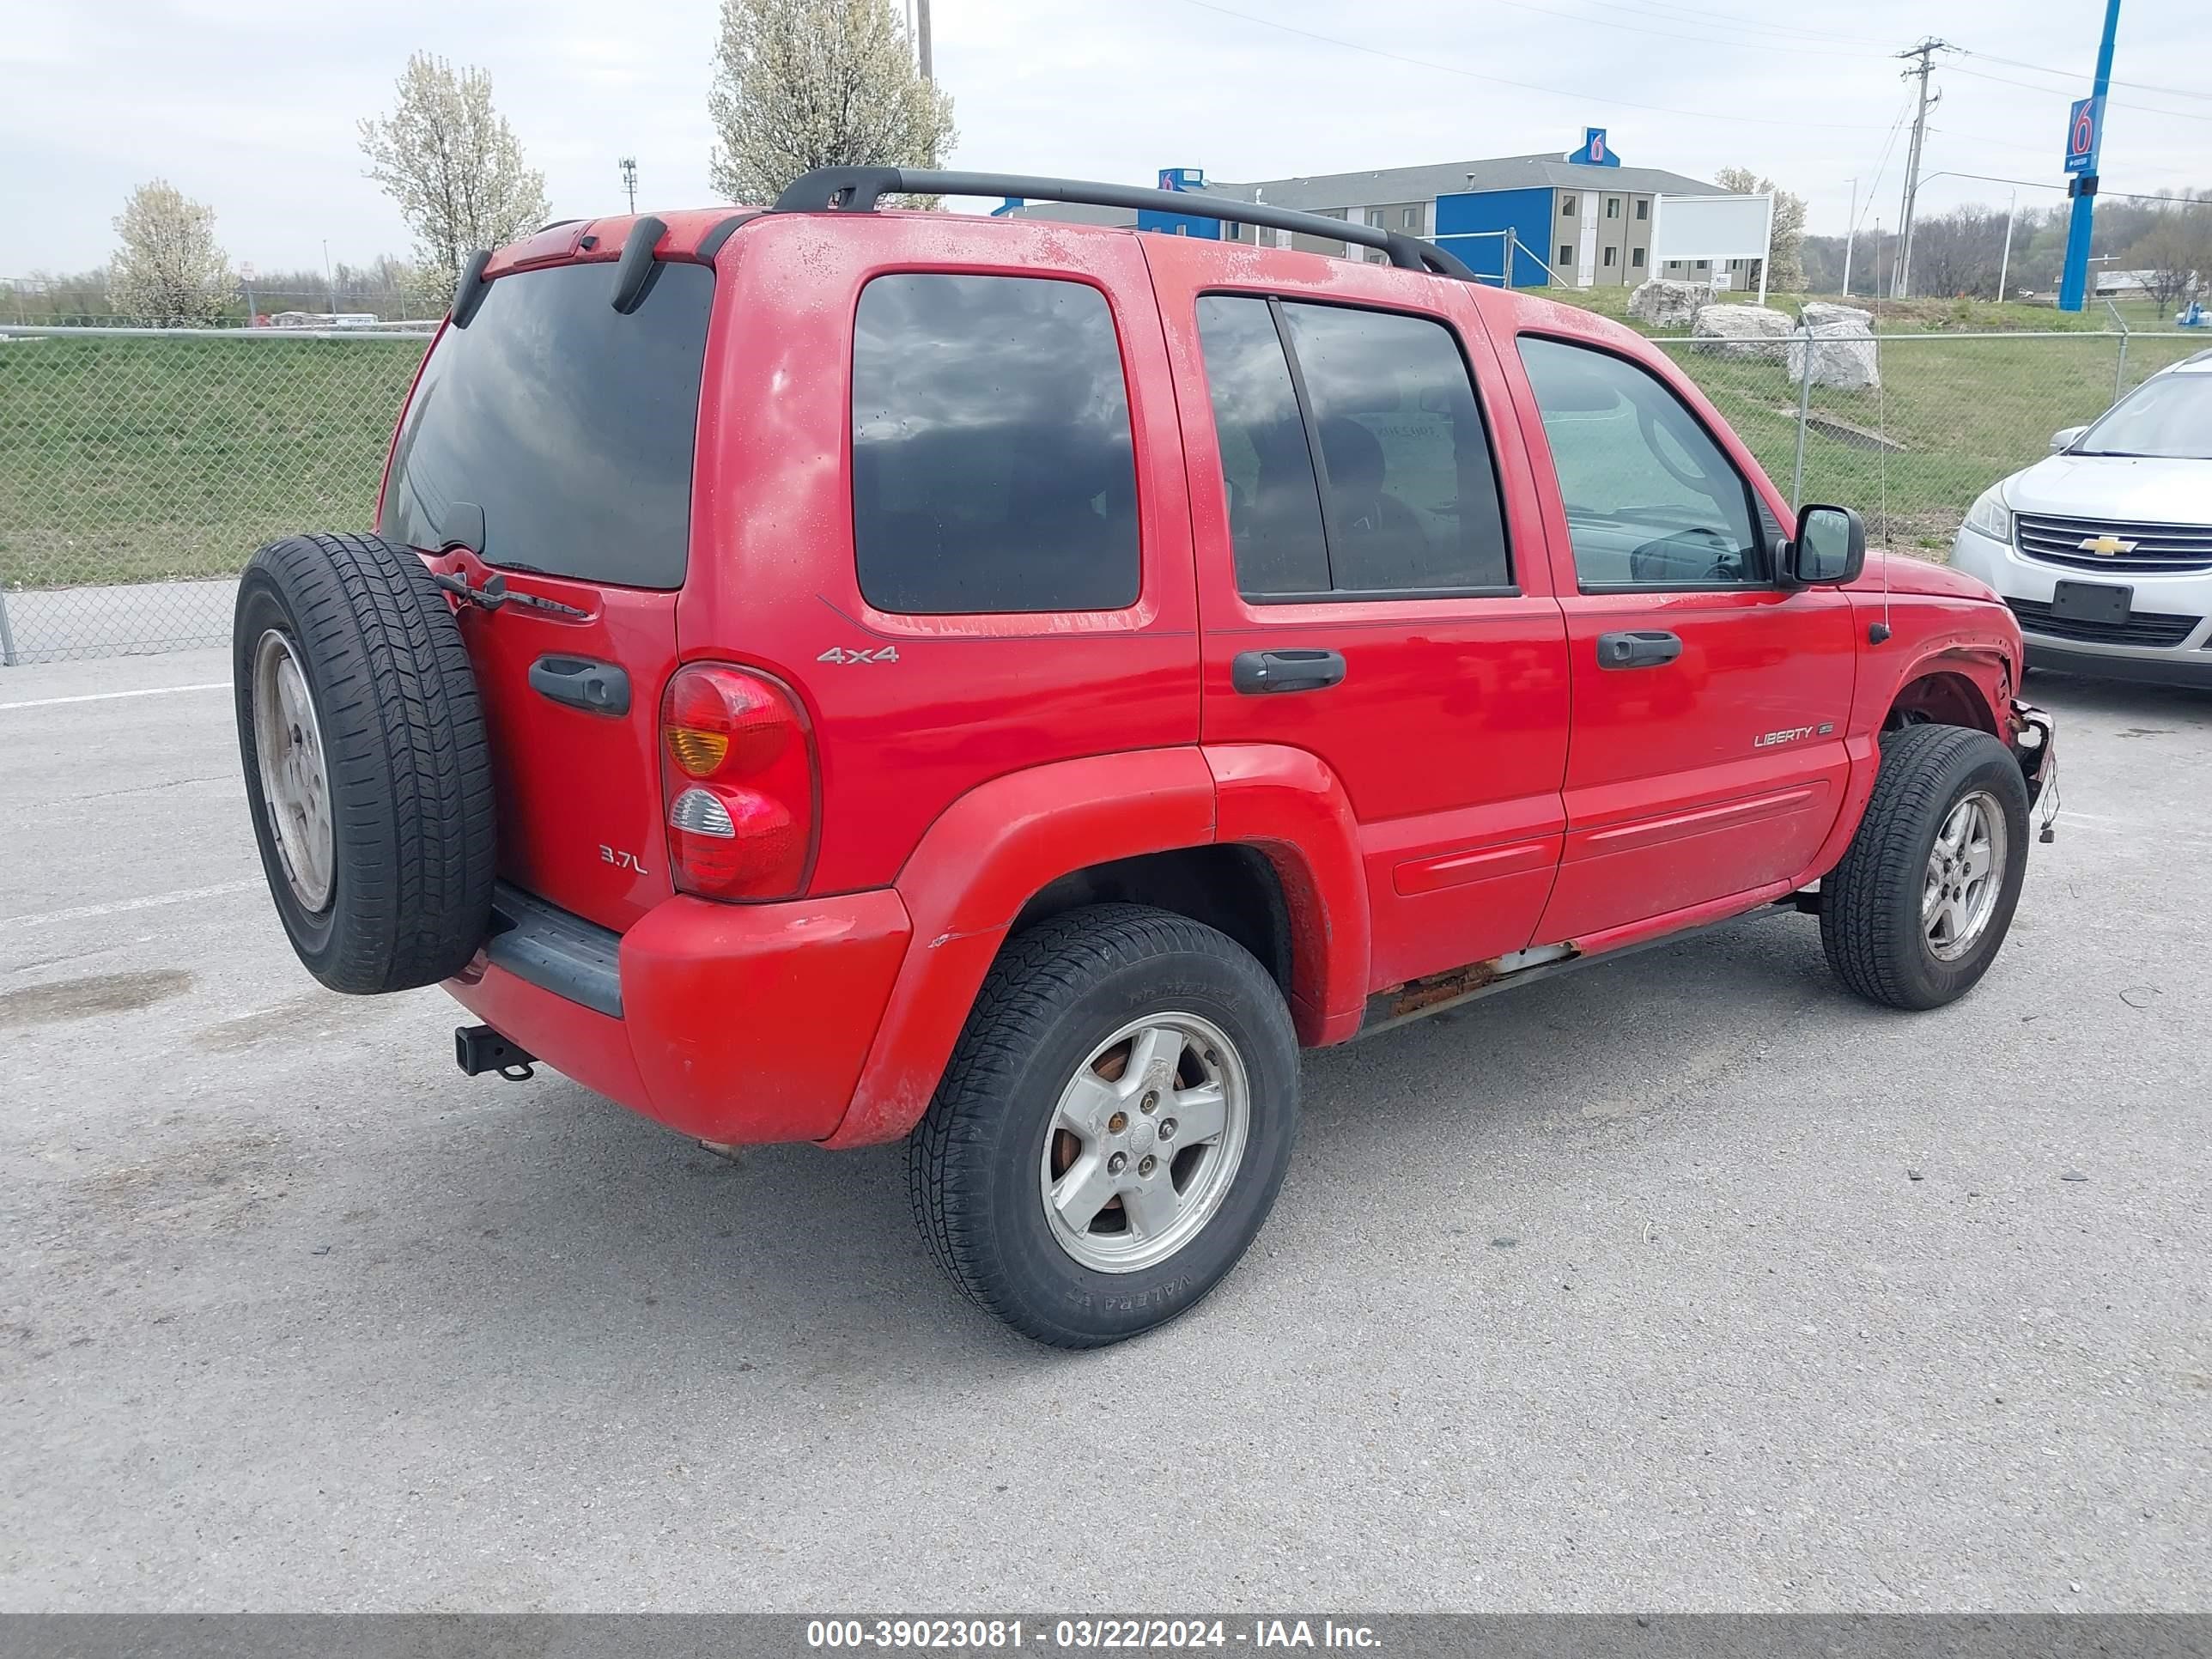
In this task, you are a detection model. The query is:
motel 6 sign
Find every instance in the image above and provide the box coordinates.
[2066,96,2104,175]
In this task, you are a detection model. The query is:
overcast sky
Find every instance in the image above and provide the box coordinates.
[4,0,2205,277]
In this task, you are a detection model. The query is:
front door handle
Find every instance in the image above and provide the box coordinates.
[528,653,631,716]
[1232,648,1346,695]
[1595,629,1683,670]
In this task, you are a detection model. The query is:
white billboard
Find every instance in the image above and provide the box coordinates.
[1650,192,1776,301]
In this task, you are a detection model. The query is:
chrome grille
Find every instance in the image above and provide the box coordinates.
[2006,598,2202,648]
[2014,512,2212,574]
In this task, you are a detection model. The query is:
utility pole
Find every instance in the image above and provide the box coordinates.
[323,239,337,318]
[1840,177,1858,297]
[2057,0,2122,312]
[620,156,639,215]
[916,0,933,82]
[1892,37,1951,298]
[1997,188,2018,301]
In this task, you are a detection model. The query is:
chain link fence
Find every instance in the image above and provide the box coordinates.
[1654,325,2205,553]
[1,325,431,664]
[2,315,2205,666]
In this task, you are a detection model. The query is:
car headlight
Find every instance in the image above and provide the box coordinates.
[1963,484,2013,544]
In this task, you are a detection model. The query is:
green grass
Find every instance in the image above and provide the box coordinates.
[1524,287,2206,550]
[0,335,428,587]
[1,301,2203,590]
[1656,331,2203,548]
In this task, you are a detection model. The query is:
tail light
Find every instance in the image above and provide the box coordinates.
[659,664,817,900]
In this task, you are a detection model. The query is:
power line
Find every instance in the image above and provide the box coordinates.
[1472,0,1893,60]
[1852,94,1917,235]
[1559,0,1886,48]
[1176,0,1894,131]
[1899,168,2210,206]
[1955,46,2212,105]
[1942,62,2212,126]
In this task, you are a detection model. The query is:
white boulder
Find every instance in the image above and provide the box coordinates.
[1787,321,1881,390]
[1692,303,1793,360]
[1627,278,1706,329]
[1801,301,1875,330]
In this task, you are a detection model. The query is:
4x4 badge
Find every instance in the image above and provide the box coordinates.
[818,646,900,665]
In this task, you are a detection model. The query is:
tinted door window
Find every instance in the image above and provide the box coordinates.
[852,273,1139,614]
[380,260,713,589]
[1517,336,1764,587]
[1194,296,1331,596]
[1195,297,1512,598]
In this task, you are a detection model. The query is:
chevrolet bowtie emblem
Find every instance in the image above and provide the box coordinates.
[2077,533,2137,557]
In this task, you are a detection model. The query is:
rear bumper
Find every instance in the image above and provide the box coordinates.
[446,884,912,1145]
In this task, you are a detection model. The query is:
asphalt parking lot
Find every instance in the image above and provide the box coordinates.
[3,647,2208,1612]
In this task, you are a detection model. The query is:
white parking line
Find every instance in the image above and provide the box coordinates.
[0,681,231,712]
[6,879,260,930]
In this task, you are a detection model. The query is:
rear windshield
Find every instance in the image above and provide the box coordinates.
[380,259,713,589]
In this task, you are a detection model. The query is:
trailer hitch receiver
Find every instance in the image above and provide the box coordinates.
[455,1024,536,1082]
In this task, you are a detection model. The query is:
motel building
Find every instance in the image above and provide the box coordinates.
[1012,131,1778,299]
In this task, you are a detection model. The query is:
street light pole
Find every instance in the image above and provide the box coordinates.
[1997,188,2018,302]
[1840,177,1859,297]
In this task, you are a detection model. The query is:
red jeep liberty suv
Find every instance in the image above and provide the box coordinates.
[231,168,2058,1346]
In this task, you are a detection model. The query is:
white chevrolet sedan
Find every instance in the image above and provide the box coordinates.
[1951,348,2212,688]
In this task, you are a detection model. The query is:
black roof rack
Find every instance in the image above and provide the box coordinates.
[772,167,1478,281]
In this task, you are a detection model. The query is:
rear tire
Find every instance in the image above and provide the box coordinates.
[908,904,1300,1348]
[232,532,495,994]
[1820,723,2031,1011]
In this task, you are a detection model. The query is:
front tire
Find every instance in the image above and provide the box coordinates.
[1820,723,2032,1010]
[907,904,1300,1348]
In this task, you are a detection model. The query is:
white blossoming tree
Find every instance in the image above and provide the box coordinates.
[109,180,233,325]
[708,0,957,209]
[359,53,550,307]
[1717,166,1808,295]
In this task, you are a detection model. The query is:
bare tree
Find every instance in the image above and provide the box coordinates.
[359,53,550,307]
[109,180,232,325]
[2121,197,2211,313]
[708,0,957,208]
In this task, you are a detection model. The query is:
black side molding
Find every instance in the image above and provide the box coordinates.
[450,249,493,328]
[611,215,668,313]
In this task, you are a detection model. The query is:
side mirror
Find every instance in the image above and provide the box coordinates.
[2050,425,2087,453]
[1785,503,1866,586]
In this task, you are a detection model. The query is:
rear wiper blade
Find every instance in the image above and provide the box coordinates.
[431,568,508,611]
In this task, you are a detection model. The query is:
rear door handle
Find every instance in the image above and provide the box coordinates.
[528,654,630,716]
[1595,629,1683,670]
[1232,648,1346,695]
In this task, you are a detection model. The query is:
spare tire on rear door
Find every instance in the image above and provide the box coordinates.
[233,532,496,994]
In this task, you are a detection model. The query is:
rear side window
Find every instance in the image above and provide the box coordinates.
[1196,296,1512,599]
[380,260,713,589]
[852,273,1139,615]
